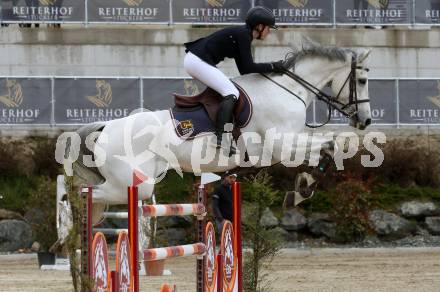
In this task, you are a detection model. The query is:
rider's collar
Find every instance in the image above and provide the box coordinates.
[245,25,253,40]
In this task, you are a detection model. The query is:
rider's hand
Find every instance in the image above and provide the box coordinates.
[271,60,286,74]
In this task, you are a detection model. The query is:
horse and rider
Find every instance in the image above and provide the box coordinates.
[64,8,372,217]
[56,5,373,252]
[183,6,286,152]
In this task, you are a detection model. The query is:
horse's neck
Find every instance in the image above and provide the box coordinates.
[234,58,344,110]
[293,58,345,101]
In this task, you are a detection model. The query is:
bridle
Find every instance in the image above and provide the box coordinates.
[261,54,370,128]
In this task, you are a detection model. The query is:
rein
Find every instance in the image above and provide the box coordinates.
[262,55,370,128]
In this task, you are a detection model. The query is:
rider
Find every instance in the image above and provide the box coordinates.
[183,6,286,151]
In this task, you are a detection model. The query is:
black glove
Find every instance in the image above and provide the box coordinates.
[271,60,286,74]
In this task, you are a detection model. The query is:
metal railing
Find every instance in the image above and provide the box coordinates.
[0,0,439,27]
[0,76,439,127]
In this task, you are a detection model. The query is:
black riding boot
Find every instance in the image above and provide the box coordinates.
[216,94,237,154]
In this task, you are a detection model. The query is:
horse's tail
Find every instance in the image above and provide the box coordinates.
[72,122,107,186]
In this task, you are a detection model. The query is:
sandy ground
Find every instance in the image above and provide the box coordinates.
[1,247,440,292]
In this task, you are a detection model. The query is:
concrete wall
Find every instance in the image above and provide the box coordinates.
[0,26,439,78]
[0,25,439,137]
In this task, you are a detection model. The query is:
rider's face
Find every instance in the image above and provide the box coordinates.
[254,24,270,40]
[260,25,270,40]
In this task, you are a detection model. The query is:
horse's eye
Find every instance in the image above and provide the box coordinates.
[358,79,367,85]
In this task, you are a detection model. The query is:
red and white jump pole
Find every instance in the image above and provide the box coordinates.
[233,182,242,292]
[128,186,139,292]
[142,203,206,217]
[127,183,208,292]
[83,173,243,292]
[83,187,134,292]
[144,243,206,261]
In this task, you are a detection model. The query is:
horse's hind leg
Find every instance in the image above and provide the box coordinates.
[90,181,125,204]
[94,177,157,202]
[91,202,107,226]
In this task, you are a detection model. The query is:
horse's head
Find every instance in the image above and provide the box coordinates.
[329,49,372,130]
[283,43,372,130]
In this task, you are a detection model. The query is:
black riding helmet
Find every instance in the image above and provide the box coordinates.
[245,6,278,30]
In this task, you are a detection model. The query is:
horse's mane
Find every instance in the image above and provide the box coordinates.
[284,40,355,70]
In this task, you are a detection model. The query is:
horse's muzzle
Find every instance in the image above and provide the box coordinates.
[365,118,372,127]
[349,116,371,130]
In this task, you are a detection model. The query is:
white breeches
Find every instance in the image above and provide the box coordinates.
[184,52,239,99]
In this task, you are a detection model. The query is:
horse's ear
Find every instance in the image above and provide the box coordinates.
[357,49,371,63]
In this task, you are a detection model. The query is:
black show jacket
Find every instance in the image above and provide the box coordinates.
[184,25,273,75]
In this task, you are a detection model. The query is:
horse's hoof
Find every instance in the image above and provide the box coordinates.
[283,190,315,208]
[300,181,318,199]
[227,145,237,157]
[295,190,315,206]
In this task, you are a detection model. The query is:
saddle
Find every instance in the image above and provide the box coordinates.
[170,82,252,141]
[174,83,248,125]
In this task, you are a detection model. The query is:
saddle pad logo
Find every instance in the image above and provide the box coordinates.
[176,119,195,137]
[286,0,308,8]
[180,120,194,130]
[0,79,23,108]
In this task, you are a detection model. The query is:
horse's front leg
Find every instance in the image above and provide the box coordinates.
[283,141,335,208]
